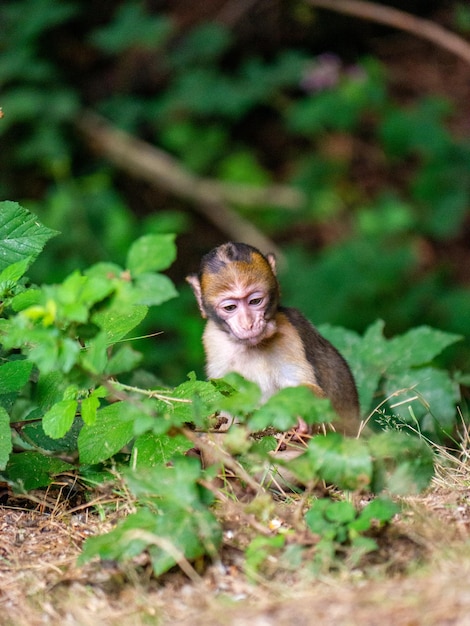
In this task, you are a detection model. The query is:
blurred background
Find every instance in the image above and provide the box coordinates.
[1,0,470,387]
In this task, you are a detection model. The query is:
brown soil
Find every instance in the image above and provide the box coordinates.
[1,470,470,626]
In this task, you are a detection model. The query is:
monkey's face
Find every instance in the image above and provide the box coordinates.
[201,258,279,345]
[214,284,277,345]
[186,243,280,345]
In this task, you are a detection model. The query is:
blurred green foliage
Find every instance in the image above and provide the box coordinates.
[1,0,470,387]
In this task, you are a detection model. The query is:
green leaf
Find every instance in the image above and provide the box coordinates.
[170,22,232,69]
[0,201,58,271]
[91,6,173,53]
[350,497,400,532]
[385,367,460,432]
[304,499,338,538]
[0,406,12,470]
[21,418,82,454]
[81,332,108,375]
[324,500,356,524]
[79,458,222,576]
[386,326,462,372]
[92,304,148,343]
[127,234,177,275]
[0,359,33,393]
[78,402,136,465]
[369,431,434,495]
[6,451,72,490]
[169,376,226,429]
[131,432,194,469]
[81,395,100,427]
[132,273,178,306]
[125,456,210,506]
[35,371,69,411]
[248,386,335,431]
[79,500,221,577]
[319,322,383,415]
[28,333,81,374]
[0,258,32,285]
[218,373,262,416]
[289,433,372,490]
[10,288,42,312]
[42,399,78,439]
[106,345,143,375]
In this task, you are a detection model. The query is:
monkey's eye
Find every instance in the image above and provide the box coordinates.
[249,297,263,306]
[222,304,237,312]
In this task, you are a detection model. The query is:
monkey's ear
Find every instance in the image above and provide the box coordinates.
[186,274,207,318]
[266,253,277,275]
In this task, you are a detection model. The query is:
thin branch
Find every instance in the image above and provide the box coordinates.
[77,111,302,256]
[181,426,265,495]
[308,0,470,66]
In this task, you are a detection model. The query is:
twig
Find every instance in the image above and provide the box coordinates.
[109,380,193,405]
[308,0,470,66]
[181,426,265,494]
[77,111,302,256]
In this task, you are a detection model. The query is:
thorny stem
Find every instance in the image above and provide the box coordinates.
[109,381,192,405]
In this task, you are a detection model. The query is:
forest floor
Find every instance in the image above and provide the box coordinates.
[1,457,470,626]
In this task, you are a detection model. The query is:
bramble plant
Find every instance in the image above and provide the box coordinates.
[0,203,463,577]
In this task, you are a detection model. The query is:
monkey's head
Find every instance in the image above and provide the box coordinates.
[186,242,280,345]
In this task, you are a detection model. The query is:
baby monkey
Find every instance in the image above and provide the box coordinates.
[186,242,360,435]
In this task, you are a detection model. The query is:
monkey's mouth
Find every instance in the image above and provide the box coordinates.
[230,321,277,345]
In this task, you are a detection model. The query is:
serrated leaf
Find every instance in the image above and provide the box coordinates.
[218,373,261,416]
[78,402,136,465]
[386,326,462,372]
[0,258,31,285]
[0,202,58,271]
[319,322,383,414]
[92,304,148,343]
[125,456,209,506]
[369,431,434,495]
[289,433,372,490]
[42,399,78,439]
[169,376,226,428]
[0,406,12,470]
[131,432,193,469]
[248,386,335,431]
[81,395,100,426]
[0,359,33,393]
[385,367,460,432]
[6,451,72,490]
[21,418,82,453]
[127,234,177,275]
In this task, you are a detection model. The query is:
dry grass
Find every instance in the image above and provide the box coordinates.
[1,452,470,626]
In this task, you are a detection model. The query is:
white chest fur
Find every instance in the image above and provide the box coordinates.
[203,319,317,401]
